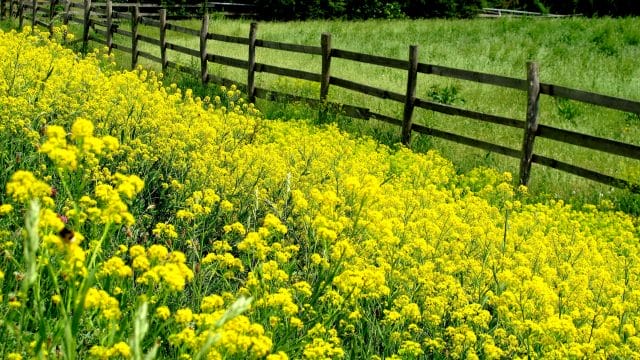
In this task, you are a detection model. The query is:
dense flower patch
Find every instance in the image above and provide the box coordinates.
[1,28,640,359]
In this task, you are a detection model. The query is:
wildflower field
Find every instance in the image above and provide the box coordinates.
[2,28,640,359]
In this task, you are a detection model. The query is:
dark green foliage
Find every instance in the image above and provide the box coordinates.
[249,0,639,20]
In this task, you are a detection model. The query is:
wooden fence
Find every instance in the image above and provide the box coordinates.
[2,0,640,192]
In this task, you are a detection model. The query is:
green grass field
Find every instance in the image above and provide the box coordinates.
[4,15,639,211]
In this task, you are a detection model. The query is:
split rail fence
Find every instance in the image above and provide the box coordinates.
[2,0,640,191]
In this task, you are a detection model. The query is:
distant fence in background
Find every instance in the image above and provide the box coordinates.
[2,0,639,191]
[479,8,578,18]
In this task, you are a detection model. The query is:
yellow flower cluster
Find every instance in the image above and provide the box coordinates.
[84,288,121,321]
[130,244,194,291]
[88,342,131,359]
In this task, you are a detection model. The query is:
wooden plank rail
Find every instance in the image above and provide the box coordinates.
[413,123,522,159]
[332,48,407,69]
[532,154,639,192]
[209,33,249,45]
[414,99,525,129]
[166,42,199,57]
[540,83,640,113]
[8,2,640,192]
[207,54,249,69]
[255,63,320,82]
[256,39,321,55]
[537,125,640,160]
[111,42,131,53]
[113,27,132,37]
[111,9,129,19]
[166,23,199,37]
[138,50,161,63]
[419,63,528,91]
[138,33,161,46]
[330,76,405,103]
[139,16,160,26]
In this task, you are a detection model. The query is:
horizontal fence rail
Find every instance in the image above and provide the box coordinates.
[6,0,640,193]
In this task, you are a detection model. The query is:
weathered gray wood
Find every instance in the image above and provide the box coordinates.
[199,11,208,83]
[105,0,111,53]
[159,8,167,71]
[111,9,129,18]
[418,63,528,91]
[113,26,131,36]
[62,0,70,25]
[519,61,541,186]
[247,22,257,102]
[130,4,138,69]
[320,33,331,101]
[332,48,407,70]
[91,35,108,45]
[412,123,522,158]
[536,125,640,160]
[90,18,108,26]
[532,154,639,193]
[401,45,418,146]
[18,1,24,29]
[139,16,159,26]
[92,27,107,37]
[166,22,199,36]
[166,42,199,57]
[137,33,160,46]
[330,76,405,103]
[81,0,91,51]
[255,62,320,82]
[31,0,36,28]
[48,0,55,34]
[207,54,249,69]
[137,50,161,63]
[111,42,132,53]
[540,83,640,114]
[414,99,525,129]
[209,32,249,45]
[255,39,322,55]
[370,111,403,126]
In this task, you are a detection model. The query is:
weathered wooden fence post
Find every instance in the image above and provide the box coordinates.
[159,8,167,71]
[48,0,55,34]
[199,9,208,84]
[31,0,36,28]
[81,0,91,52]
[247,22,257,102]
[519,61,541,186]
[62,0,69,25]
[320,32,332,102]
[401,45,419,146]
[131,4,139,69]
[18,0,24,29]
[105,0,112,53]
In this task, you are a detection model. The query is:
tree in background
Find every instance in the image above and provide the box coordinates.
[247,0,640,19]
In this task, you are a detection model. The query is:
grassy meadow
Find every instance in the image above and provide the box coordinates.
[4,26,640,359]
[73,15,640,211]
